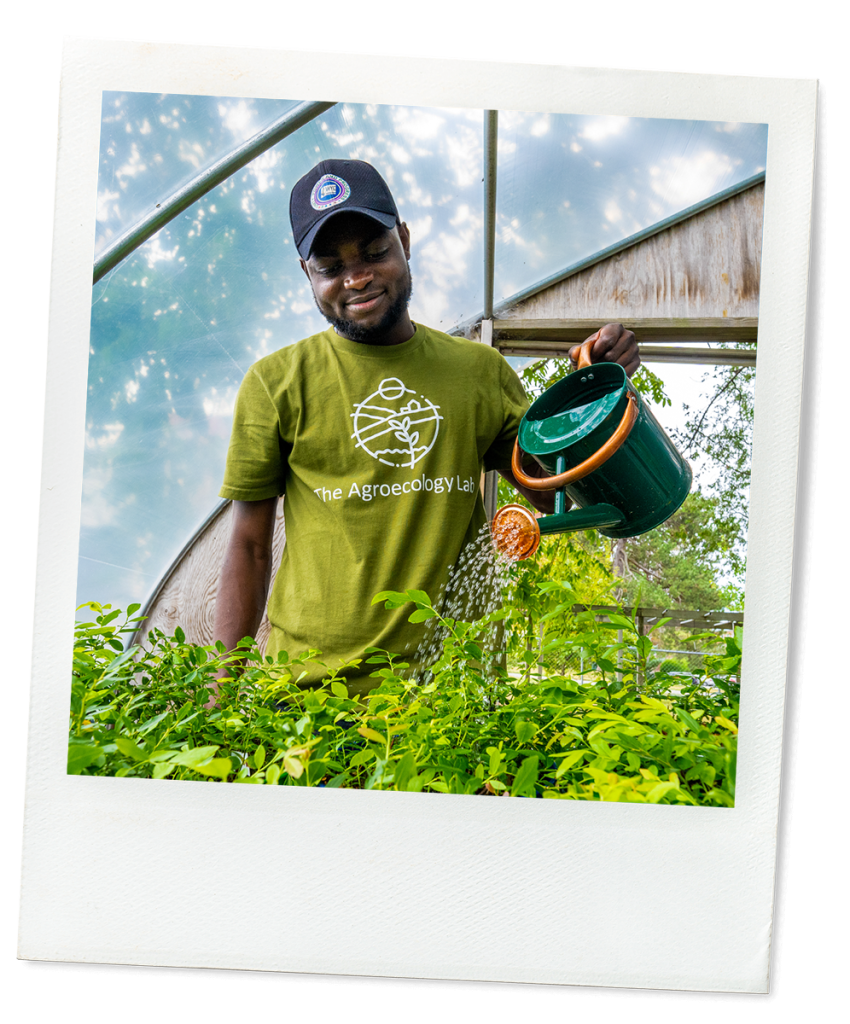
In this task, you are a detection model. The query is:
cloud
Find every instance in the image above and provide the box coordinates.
[391,108,446,141]
[529,116,551,137]
[649,149,738,208]
[202,386,237,419]
[604,199,623,224]
[85,422,125,450]
[218,100,259,138]
[580,116,630,142]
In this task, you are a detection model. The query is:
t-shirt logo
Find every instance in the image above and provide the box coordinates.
[350,377,443,468]
[310,173,351,211]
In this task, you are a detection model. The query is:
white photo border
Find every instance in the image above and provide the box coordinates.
[19,39,817,993]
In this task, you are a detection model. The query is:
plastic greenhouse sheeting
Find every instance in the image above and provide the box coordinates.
[81,92,767,613]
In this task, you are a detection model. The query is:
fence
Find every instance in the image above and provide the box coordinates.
[526,605,743,684]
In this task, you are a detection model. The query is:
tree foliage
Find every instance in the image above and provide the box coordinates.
[673,360,755,582]
[614,491,745,611]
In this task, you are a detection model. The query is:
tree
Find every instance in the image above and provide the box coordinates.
[672,358,755,586]
[612,489,744,611]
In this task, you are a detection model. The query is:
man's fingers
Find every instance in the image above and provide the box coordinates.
[592,324,631,358]
[571,324,640,375]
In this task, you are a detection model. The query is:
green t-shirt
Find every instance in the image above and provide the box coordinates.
[219,323,529,693]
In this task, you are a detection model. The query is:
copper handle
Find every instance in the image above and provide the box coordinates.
[511,390,639,491]
[575,335,597,370]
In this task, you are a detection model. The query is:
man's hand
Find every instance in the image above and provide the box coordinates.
[498,464,559,515]
[569,323,640,377]
[208,497,278,708]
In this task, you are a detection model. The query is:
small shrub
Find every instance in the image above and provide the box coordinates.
[69,590,739,805]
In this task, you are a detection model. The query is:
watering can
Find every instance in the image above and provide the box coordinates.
[492,337,692,560]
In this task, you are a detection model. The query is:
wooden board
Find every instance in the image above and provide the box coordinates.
[505,181,764,321]
[136,498,286,653]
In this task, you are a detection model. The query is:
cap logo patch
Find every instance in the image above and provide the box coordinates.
[310,173,351,211]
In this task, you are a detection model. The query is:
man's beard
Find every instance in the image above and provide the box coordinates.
[318,269,413,344]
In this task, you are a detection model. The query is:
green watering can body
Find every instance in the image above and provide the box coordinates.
[493,351,692,558]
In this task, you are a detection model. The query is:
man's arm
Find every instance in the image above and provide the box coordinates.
[498,464,557,515]
[210,497,279,696]
[500,323,641,514]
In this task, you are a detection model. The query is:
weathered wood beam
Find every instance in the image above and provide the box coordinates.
[494,317,758,344]
[574,604,744,629]
[496,340,757,367]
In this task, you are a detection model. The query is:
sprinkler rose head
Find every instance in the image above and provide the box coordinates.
[491,504,541,561]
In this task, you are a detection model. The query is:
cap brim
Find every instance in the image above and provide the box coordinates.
[297,207,398,259]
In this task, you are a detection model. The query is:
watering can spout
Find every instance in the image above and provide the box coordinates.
[491,503,627,560]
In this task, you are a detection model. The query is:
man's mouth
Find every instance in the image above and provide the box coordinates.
[345,292,384,313]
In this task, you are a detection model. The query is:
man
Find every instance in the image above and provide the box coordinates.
[212,159,639,697]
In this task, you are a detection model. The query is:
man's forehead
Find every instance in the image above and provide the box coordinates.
[309,213,392,258]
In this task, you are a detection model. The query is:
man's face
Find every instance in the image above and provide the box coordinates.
[300,213,413,345]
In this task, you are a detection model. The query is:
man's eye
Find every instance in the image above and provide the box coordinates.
[367,248,390,261]
[316,264,340,276]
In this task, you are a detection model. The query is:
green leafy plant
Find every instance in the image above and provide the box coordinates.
[69,588,739,806]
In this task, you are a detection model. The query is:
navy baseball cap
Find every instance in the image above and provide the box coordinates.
[289,159,400,259]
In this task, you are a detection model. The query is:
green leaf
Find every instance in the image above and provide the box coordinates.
[554,749,586,778]
[254,745,266,770]
[330,680,349,698]
[266,763,281,786]
[67,744,103,774]
[394,751,417,791]
[408,608,437,623]
[100,646,140,680]
[170,745,220,769]
[350,748,375,767]
[515,719,536,744]
[137,711,170,736]
[192,758,232,779]
[324,772,349,788]
[371,591,409,608]
[675,708,703,734]
[511,755,540,797]
[605,614,635,631]
[358,726,386,745]
[114,737,147,762]
[646,780,679,803]
[174,626,186,643]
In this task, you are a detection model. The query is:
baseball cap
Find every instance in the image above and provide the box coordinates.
[289,159,400,259]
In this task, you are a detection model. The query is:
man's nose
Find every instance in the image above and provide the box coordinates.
[344,265,374,290]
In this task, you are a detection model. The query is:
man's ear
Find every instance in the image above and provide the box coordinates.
[299,257,309,279]
[397,221,411,260]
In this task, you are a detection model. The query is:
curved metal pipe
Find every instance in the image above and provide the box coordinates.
[94,99,337,283]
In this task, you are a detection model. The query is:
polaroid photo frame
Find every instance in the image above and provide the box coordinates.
[19,39,816,992]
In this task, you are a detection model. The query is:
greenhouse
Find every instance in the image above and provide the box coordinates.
[85,97,766,638]
[51,86,778,798]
